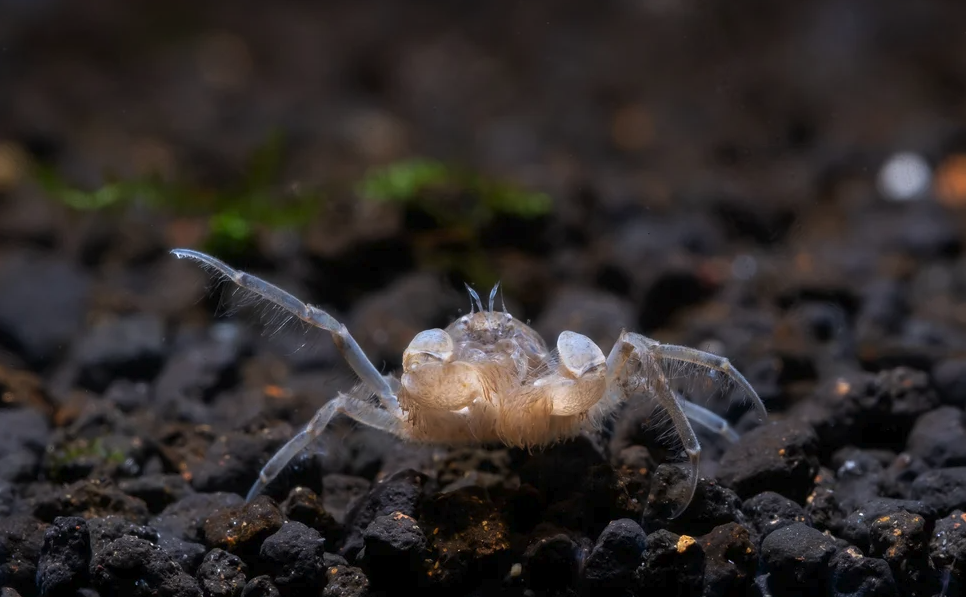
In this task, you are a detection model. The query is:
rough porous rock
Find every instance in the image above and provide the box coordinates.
[634,529,705,596]
[30,479,150,524]
[524,532,578,592]
[905,406,966,468]
[699,522,757,597]
[868,511,933,596]
[196,548,247,597]
[240,575,279,597]
[760,522,837,596]
[718,420,820,504]
[580,518,646,592]
[202,495,283,559]
[118,474,192,514]
[340,469,426,561]
[0,514,49,596]
[89,535,202,597]
[36,516,90,597]
[828,546,898,597]
[742,491,806,543]
[151,492,244,544]
[362,512,426,586]
[322,564,369,597]
[280,487,341,546]
[909,467,966,515]
[258,521,326,591]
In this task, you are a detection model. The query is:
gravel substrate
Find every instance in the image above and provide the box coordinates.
[4,1,966,596]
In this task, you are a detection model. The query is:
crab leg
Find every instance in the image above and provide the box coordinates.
[641,340,766,419]
[171,248,403,417]
[679,399,740,443]
[605,332,701,519]
[246,394,403,501]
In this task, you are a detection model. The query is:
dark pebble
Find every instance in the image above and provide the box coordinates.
[906,406,966,468]
[190,428,292,497]
[881,367,940,428]
[340,469,426,561]
[362,513,426,585]
[828,546,898,597]
[930,510,966,584]
[36,516,90,597]
[718,419,820,503]
[154,331,247,408]
[30,479,150,523]
[634,529,705,596]
[0,253,91,367]
[699,522,757,597]
[151,492,244,543]
[646,466,742,536]
[933,357,966,407]
[829,448,890,510]
[0,514,48,596]
[419,486,510,588]
[838,498,934,552]
[0,408,49,484]
[240,575,279,597]
[74,313,166,393]
[87,515,159,553]
[868,510,932,594]
[118,474,193,514]
[202,496,283,560]
[89,535,202,597]
[910,467,966,515]
[523,533,577,592]
[259,521,326,591]
[793,368,938,455]
[197,548,247,597]
[320,474,370,525]
[158,534,207,575]
[805,468,846,533]
[322,563,369,597]
[742,491,805,543]
[760,522,837,596]
[280,487,341,546]
[580,518,646,592]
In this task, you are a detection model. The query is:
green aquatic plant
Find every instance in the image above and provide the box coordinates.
[33,131,323,255]
[358,157,552,222]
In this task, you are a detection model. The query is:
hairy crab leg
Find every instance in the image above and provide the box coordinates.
[171,248,403,418]
[246,394,402,501]
[606,332,701,519]
[679,399,740,443]
[631,336,766,419]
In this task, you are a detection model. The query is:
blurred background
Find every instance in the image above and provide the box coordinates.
[1,0,966,411]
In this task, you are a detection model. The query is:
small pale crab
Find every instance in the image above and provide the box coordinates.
[172,248,766,518]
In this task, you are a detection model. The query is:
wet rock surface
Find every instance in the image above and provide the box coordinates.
[2,1,966,595]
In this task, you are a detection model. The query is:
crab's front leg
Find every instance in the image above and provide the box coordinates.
[605,332,701,519]
[171,248,402,418]
[247,392,404,501]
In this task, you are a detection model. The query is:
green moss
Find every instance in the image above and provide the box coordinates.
[46,437,129,473]
[33,131,323,254]
[357,157,552,222]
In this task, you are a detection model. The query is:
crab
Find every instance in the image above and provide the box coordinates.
[172,248,766,518]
